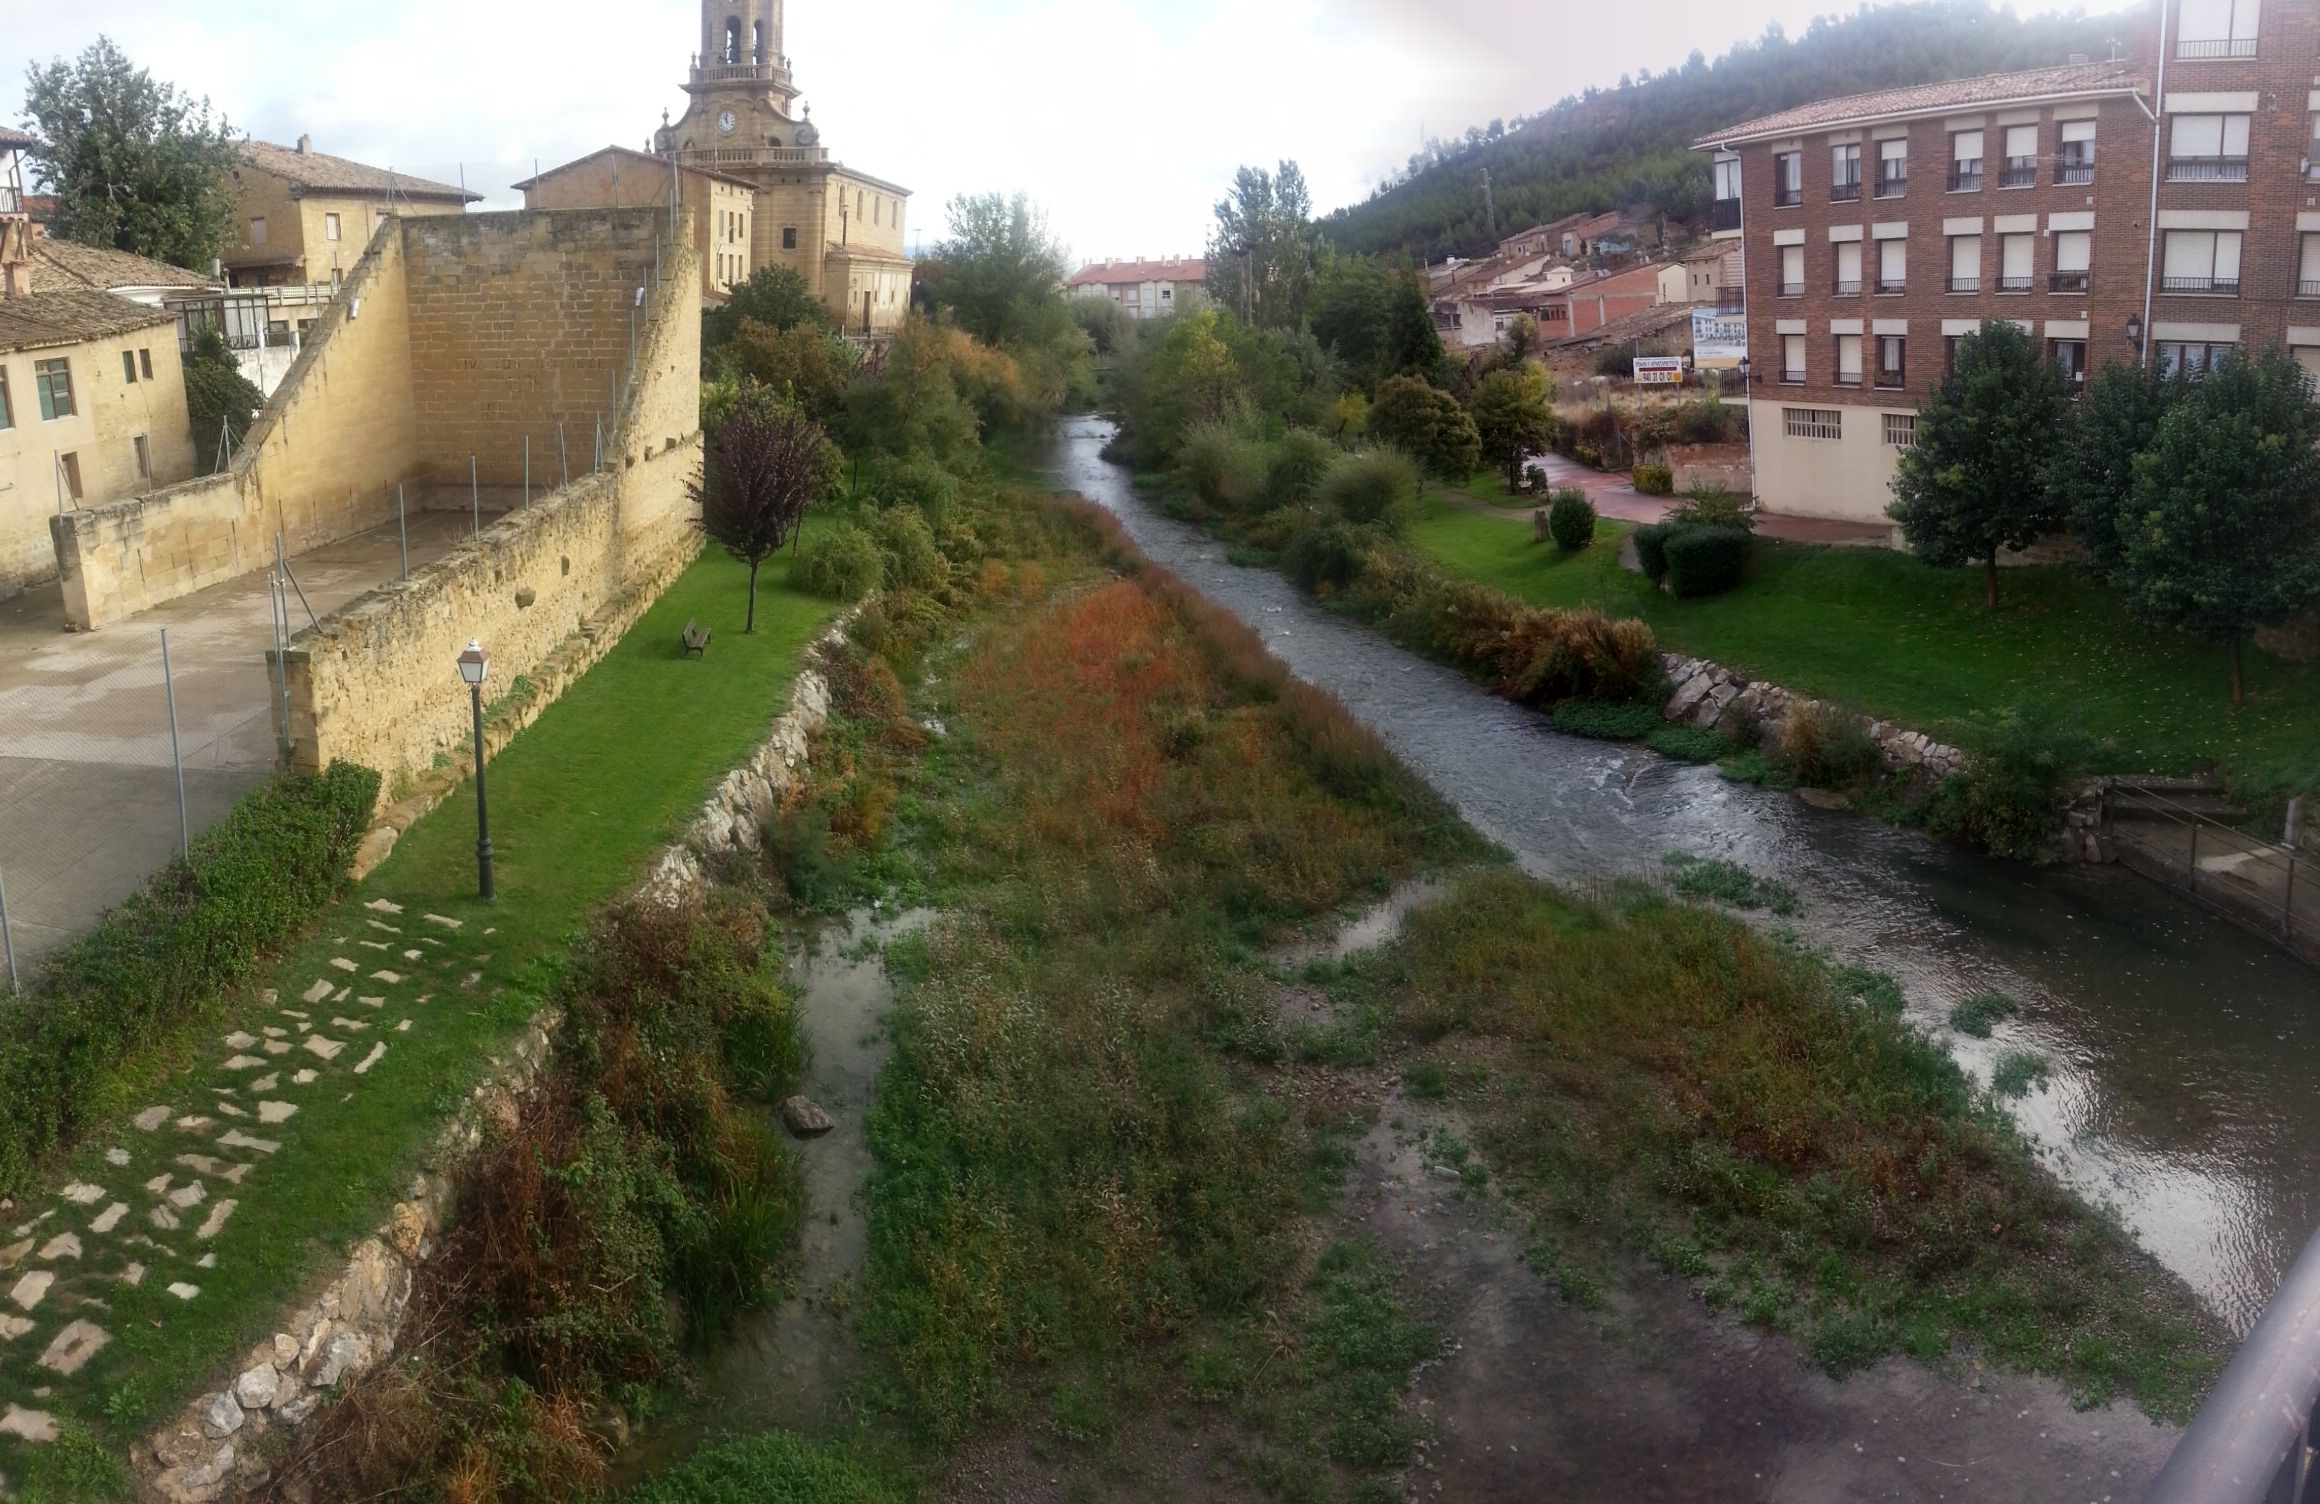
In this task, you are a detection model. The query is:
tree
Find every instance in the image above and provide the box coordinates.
[181,328,261,474]
[693,388,840,632]
[20,37,242,269]
[1370,376,1478,495]
[2045,358,2186,586]
[1205,161,1318,330]
[1309,254,1441,387]
[2113,348,2320,704]
[1888,319,2068,609]
[1467,363,1556,492]
[703,265,833,364]
[928,191,1071,348]
[724,317,850,421]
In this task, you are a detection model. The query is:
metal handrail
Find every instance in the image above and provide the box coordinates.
[2145,1221,2320,1503]
[2108,784,2313,955]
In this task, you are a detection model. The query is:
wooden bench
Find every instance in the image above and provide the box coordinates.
[681,620,712,658]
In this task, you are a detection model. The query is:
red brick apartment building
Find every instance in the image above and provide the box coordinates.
[1699,0,2320,522]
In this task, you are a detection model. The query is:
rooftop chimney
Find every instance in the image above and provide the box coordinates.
[296,134,312,155]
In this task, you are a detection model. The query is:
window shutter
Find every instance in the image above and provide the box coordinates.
[1880,240,1906,280]
[2055,231,2091,273]
[2174,115,2224,156]
[1951,236,1980,280]
[2005,125,2038,158]
[2215,232,2243,281]
[2163,232,2209,279]
[2002,235,2033,278]
[1954,130,1983,162]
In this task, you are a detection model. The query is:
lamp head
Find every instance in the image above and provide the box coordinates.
[457,639,488,687]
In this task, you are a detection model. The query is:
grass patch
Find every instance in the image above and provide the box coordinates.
[1991,1049,2052,1100]
[623,1430,904,1504]
[1950,992,2022,1039]
[1407,499,2320,798]
[1662,853,1804,917]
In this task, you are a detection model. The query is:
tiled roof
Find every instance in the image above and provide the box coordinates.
[512,145,757,192]
[1553,300,1694,350]
[34,238,218,293]
[1696,60,2144,147]
[0,126,34,151]
[241,140,479,202]
[0,289,177,353]
[1067,257,1205,287]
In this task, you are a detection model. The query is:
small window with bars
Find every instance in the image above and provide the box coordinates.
[1884,413,1917,449]
[1784,407,1843,441]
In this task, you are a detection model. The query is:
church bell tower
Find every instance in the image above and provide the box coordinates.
[691,1,800,118]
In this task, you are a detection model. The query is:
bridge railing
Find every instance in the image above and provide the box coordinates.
[2147,1223,2320,1503]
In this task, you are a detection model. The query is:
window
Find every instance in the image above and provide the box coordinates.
[1884,413,1918,448]
[1949,130,1984,190]
[139,348,152,380]
[1945,334,1962,372]
[1998,233,2034,292]
[2169,114,2251,180]
[2162,229,2242,294]
[2059,120,2097,183]
[1773,151,1802,208]
[1875,335,1906,388]
[1778,244,1804,296]
[782,226,798,250]
[1834,240,1863,295]
[325,212,341,241]
[122,350,139,383]
[2160,340,2233,377]
[2177,0,2259,58]
[1784,407,1843,440]
[1877,238,1906,293]
[1948,234,1981,292]
[0,369,11,430]
[34,357,73,420]
[1781,333,1806,383]
[1713,157,1741,200]
[249,216,268,246]
[2002,125,2040,187]
[59,452,82,501]
[1832,143,1863,201]
[2050,339,2088,388]
[1835,332,1864,386]
[2301,233,2320,296]
[2051,231,2092,292]
[1877,138,1908,196]
[2311,114,2320,180]
[133,433,150,480]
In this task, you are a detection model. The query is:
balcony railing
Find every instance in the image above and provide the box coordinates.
[1833,279,1862,295]
[0,186,17,214]
[2050,270,2091,293]
[2057,156,2094,185]
[1874,368,1906,389]
[1711,198,1742,232]
[1781,368,1806,384]
[2162,275,2240,295]
[2174,35,2257,59]
[1875,278,1906,294]
[2168,155,2251,182]
[1875,172,1907,198]
[2299,280,2320,298]
[1834,371,1864,388]
[1948,167,1984,191]
[690,54,796,85]
[1773,186,1801,208]
[1998,274,2035,292]
[686,145,830,168]
[1948,276,1980,293]
[2000,158,2038,188]
[1832,180,1862,202]
[1778,280,1803,297]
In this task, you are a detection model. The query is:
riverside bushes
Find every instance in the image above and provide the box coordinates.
[0,763,379,1197]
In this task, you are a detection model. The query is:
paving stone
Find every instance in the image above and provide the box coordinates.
[89,1203,127,1235]
[301,980,334,1004]
[174,1116,216,1132]
[196,1252,215,1269]
[145,1174,173,1195]
[105,1148,131,1167]
[60,1183,105,1206]
[303,1036,345,1062]
[365,899,404,915]
[37,1319,110,1376]
[262,1039,293,1056]
[0,1238,33,1272]
[354,1043,388,1076]
[37,1234,81,1261]
[219,1131,281,1155]
[168,1181,209,1210]
[279,1009,310,1022]
[150,1206,182,1232]
[168,1282,200,1301]
[216,1103,248,1118]
[423,914,462,930]
[260,1028,286,1040]
[0,1313,31,1341]
[10,1271,55,1310]
[0,1404,57,1443]
[222,1056,266,1071]
[257,1102,298,1125]
[358,940,389,952]
[332,986,350,1003]
[293,1070,319,1085]
[397,1019,414,1033]
[251,1073,279,1093]
[462,972,483,989]
[223,1032,258,1051]
[133,1106,172,1132]
[331,1017,370,1033]
[174,1156,248,1185]
[366,919,402,934]
[197,1200,237,1240]
[403,949,424,961]
[356,995,385,1009]
[329,957,358,973]
[371,970,404,985]
[120,1263,145,1287]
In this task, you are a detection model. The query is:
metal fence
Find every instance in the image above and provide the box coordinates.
[0,624,275,991]
[2147,1222,2320,1502]
[2107,787,2318,967]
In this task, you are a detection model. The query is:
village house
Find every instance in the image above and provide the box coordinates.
[516,147,758,303]
[1064,257,1208,320]
[223,138,479,293]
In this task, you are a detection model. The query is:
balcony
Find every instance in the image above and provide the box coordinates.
[1715,294,1747,314]
[1710,198,1742,232]
[1998,274,2034,292]
[1875,172,1907,198]
[2299,280,2320,298]
[1948,167,1983,191]
[2175,36,2257,59]
[1831,180,1862,203]
[1773,186,1801,208]
[2057,156,2094,185]
[1778,280,1803,297]
[1781,368,1806,384]
[0,186,17,214]
[1948,277,1980,293]
[1834,371,1864,388]
[1833,279,1862,295]
[690,54,797,86]
[2000,157,2038,188]
[1874,368,1906,390]
[2168,156,2251,182]
[1875,279,1906,294]
[2050,270,2091,293]
[2161,275,2240,295]
[686,145,830,169]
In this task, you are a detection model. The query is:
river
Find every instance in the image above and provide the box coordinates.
[1038,414,2320,1334]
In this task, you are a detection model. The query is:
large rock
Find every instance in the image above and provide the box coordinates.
[780,1096,835,1139]
[197,1392,244,1440]
[234,1362,280,1411]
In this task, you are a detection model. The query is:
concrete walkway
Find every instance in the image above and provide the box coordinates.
[1473,452,1899,547]
[0,510,494,976]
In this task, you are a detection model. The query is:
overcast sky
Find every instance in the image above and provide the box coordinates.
[7,0,2142,266]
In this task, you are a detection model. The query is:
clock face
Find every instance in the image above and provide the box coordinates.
[716,109,737,135]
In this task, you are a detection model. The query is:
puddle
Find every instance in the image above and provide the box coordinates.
[1270,876,1448,968]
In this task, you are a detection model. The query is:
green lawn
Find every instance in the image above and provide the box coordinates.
[1407,500,2320,797]
[0,543,841,1463]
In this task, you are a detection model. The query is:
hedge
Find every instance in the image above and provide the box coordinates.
[1634,522,1675,583]
[1663,525,1752,599]
[0,762,380,1196]
[1632,462,1674,496]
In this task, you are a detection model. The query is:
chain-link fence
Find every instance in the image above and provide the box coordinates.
[0,623,277,990]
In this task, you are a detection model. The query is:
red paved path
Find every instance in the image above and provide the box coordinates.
[1518,452,1895,546]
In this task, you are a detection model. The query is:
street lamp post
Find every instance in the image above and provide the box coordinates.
[457,639,495,903]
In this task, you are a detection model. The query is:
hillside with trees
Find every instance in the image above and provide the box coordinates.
[1324,1,2131,262]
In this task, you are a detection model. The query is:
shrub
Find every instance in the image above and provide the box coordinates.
[792,522,885,600]
[1266,428,1337,510]
[1286,517,1387,593]
[1951,701,2099,861]
[1670,487,1756,531]
[859,454,960,526]
[1547,488,1598,552]
[1645,724,1733,763]
[1551,699,1662,741]
[1594,348,1633,378]
[869,505,947,592]
[1633,522,1676,583]
[1632,462,1674,496]
[1522,463,1549,494]
[0,763,380,1196]
[1176,422,1267,515]
[1782,701,1884,788]
[1662,525,1750,598]
[1320,448,1420,529]
[1950,991,2020,1038]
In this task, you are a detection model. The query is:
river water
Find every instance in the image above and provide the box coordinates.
[1039,415,2320,1334]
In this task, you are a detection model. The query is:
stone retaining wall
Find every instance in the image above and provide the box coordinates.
[1658,653,1968,780]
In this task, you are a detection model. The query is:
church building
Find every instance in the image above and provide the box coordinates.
[653,0,913,336]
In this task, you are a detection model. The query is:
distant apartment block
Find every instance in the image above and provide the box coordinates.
[1699,0,2320,522]
[1065,257,1207,319]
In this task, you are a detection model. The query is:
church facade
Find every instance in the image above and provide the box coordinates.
[654,0,912,335]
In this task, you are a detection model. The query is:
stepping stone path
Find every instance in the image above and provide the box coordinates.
[0,934,496,1455]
